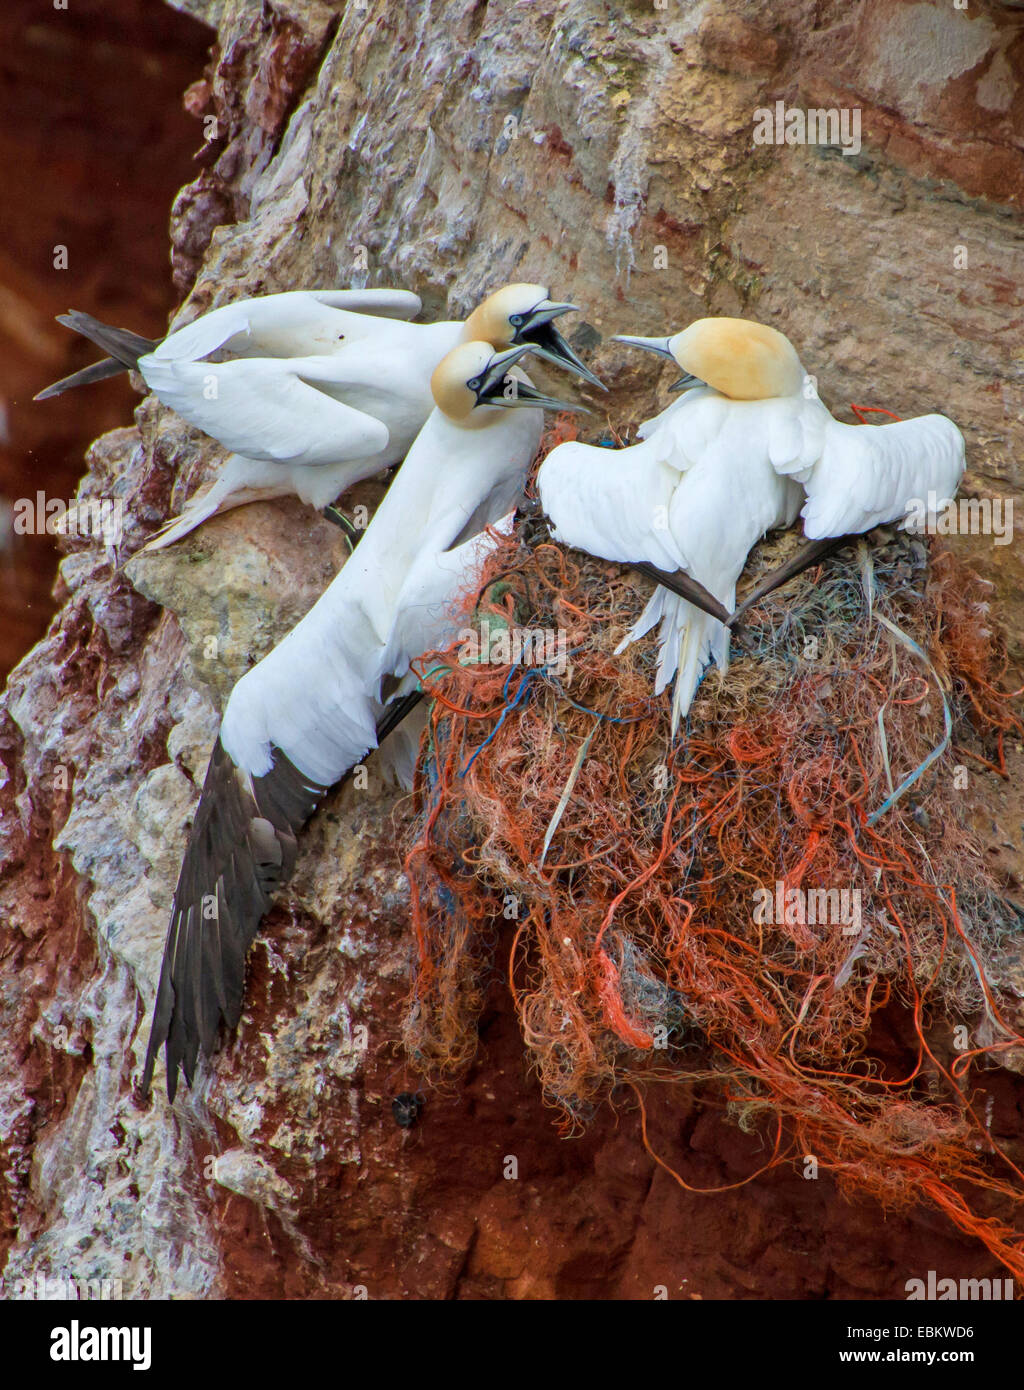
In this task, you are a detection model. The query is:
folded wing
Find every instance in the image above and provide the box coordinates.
[149,288,423,363]
[137,355,391,467]
[311,288,422,320]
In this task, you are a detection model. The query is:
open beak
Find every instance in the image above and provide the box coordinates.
[613,334,702,392]
[477,343,590,414]
[516,300,606,391]
[507,380,592,414]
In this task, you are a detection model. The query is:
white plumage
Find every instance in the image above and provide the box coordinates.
[539,317,965,726]
[221,342,545,785]
[129,290,459,548]
[787,413,965,539]
[138,291,458,488]
[136,336,452,546]
[540,389,804,727]
[42,284,597,549]
[143,339,554,1098]
[143,287,424,361]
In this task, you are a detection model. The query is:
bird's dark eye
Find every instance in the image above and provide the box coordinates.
[337,333,345,340]
[510,314,524,327]
[468,377,482,390]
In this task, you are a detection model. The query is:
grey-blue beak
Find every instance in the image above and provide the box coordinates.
[475,344,590,414]
[668,372,703,392]
[612,333,676,360]
[613,334,702,392]
[516,300,606,391]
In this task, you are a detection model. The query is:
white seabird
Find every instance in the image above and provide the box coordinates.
[539,317,965,725]
[141,339,573,1099]
[39,284,602,549]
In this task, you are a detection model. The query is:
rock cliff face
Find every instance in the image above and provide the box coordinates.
[1,0,1022,1299]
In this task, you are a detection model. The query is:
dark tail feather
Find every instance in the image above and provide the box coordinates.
[632,560,732,625]
[727,535,856,628]
[34,354,131,401]
[55,311,158,370]
[376,690,424,744]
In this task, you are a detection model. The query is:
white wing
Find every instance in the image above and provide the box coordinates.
[538,437,690,572]
[541,391,815,727]
[377,520,511,685]
[150,301,255,362]
[311,289,421,320]
[799,414,965,538]
[150,288,422,363]
[538,390,808,577]
[222,615,380,785]
[139,354,390,467]
[221,407,539,783]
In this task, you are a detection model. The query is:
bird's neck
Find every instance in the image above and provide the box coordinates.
[446,403,512,431]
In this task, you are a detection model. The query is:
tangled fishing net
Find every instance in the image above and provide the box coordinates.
[401,421,1024,1276]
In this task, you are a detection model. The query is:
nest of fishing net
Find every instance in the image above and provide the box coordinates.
[400,453,1024,1274]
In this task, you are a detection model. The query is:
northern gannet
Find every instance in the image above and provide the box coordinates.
[35,288,423,395]
[141,340,568,1099]
[39,284,601,549]
[538,317,964,725]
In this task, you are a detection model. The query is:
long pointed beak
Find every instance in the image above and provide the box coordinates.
[524,299,579,328]
[614,335,703,392]
[474,343,533,404]
[480,343,591,413]
[612,334,676,360]
[485,343,533,376]
[669,372,703,392]
[506,380,592,414]
[518,301,606,391]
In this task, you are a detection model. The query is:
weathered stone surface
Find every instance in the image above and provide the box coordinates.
[2,0,1023,1299]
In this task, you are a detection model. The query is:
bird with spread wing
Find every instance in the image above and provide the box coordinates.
[538,317,965,726]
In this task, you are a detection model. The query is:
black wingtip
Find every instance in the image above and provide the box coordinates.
[141,740,332,1106]
[632,561,732,626]
[52,310,156,370]
[34,355,129,401]
[140,1022,165,1099]
[376,690,424,745]
[726,534,857,628]
[140,1044,158,1099]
